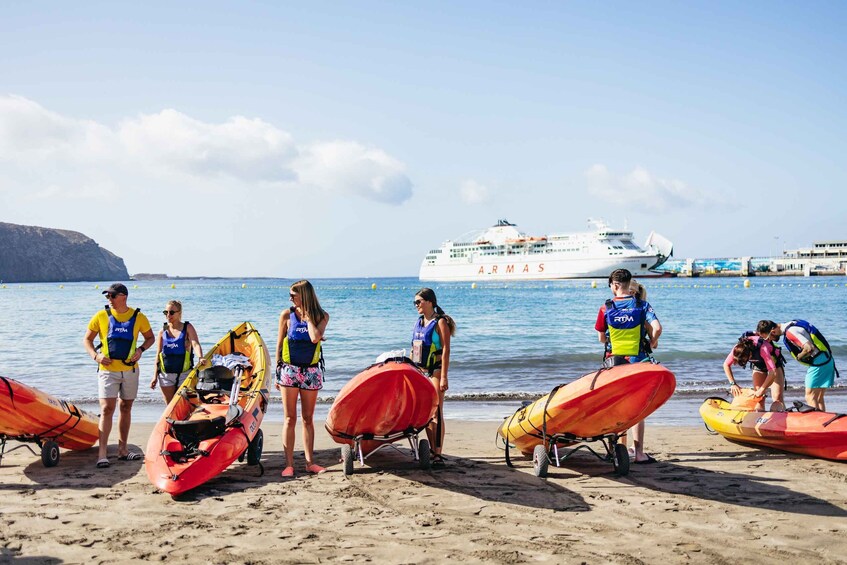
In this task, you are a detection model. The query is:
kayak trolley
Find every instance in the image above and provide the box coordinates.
[0,434,62,468]
[339,425,432,476]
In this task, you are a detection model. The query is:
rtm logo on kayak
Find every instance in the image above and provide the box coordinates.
[756,416,770,424]
[613,314,635,323]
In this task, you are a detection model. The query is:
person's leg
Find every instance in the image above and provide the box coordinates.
[751,370,767,411]
[300,389,321,469]
[632,420,648,461]
[805,388,826,411]
[769,368,786,412]
[117,399,134,457]
[160,385,176,404]
[98,397,117,460]
[425,371,446,456]
[281,387,299,469]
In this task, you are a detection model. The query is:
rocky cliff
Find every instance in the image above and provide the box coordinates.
[0,222,129,283]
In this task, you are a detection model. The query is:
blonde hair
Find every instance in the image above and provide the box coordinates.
[291,280,326,324]
[629,280,647,301]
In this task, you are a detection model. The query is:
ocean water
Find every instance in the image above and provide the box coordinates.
[1,276,845,425]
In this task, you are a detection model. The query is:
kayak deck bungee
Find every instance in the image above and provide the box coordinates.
[0,376,99,467]
[497,362,676,477]
[700,396,847,461]
[326,357,439,475]
[145,322,271,496]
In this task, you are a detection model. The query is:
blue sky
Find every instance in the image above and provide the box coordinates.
[2,1,845,277]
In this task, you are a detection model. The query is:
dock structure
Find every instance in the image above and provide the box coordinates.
[658,240,847,277]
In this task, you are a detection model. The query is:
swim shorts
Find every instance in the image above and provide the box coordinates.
[98,368,139,400]
[157,370,190,388]
[275,363,323,390]
[806,357,835,389]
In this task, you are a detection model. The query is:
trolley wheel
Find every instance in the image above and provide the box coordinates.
[341,444,354,476]
[246,429,263,466]
[41,441,60,468]
[418,439,431,470]
[532,444,549,478]
[613,443,630,476]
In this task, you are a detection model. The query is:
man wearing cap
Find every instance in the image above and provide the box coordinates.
[82,283,154,468]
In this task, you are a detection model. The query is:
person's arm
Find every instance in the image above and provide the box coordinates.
[83,328,111,366]
[649,319,662,349]
[437,319,451,392]
[186,323,206,366]
[596,307,607,344]
[150,330,163,388]
[723,354,741,396]
[129,329,155,364]
[306,311,329,343]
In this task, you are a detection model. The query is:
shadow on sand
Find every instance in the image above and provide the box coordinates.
[515,446,847,518]
[168,445,589,511]
[0,444,146,492]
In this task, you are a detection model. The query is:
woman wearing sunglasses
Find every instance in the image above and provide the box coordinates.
[275,280,330,477]
[149,300,205,404]
[411,288,456,467]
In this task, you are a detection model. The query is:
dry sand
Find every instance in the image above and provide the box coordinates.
[1,421,846,564]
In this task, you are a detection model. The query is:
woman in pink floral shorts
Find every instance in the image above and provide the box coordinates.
[275,280,330,478]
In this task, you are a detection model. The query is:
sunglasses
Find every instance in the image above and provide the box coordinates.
[413,299,423,306]
[289,293,298,299]
[163,310,180,315]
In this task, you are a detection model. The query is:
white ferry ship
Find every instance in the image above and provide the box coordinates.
[419,219,673,281]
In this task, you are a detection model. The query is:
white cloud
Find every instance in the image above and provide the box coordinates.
[459,179,490,205]
[0,95,412,204]
[585,164,719,211]
[292,141,412,205]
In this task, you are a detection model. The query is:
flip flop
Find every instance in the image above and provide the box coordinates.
[96,458,110,468]
[281,466,295,478]
[430,454,447,468]
[118,452,143,461]
[634,454,657,464]
[306,463,326,474]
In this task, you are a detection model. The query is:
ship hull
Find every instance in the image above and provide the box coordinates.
[419,254,664,282]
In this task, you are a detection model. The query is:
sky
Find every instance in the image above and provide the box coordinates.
[1,1,846,277]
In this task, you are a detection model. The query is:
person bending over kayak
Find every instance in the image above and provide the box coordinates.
[595,269,662,464]
[759,319,837,411]
[723,331,785,412]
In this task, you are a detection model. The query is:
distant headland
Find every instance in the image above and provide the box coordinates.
[0,222,129,283]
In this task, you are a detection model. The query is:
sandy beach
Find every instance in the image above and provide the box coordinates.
[1,421,845,564]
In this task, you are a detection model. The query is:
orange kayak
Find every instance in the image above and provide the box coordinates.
[0,376,99,466]
[498,363,677,455]
[145,322,271,496]
[326,358,438,458]
[700,397,847,461]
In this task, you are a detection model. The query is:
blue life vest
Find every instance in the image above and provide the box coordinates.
[281,308,322,368]
[783,320,833,367]
[158,322,194,374]
[604,298,647,357]
[411,316,442,370]
[105,305,140,364]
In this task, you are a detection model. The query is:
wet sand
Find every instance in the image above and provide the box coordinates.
[1,421,846,564]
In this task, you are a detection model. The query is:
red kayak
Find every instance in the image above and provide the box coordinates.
[325,358,439,474]
[145,322,271,496]
[0,376,99,467]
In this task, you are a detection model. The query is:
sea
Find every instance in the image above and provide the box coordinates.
[1,276,845,426]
